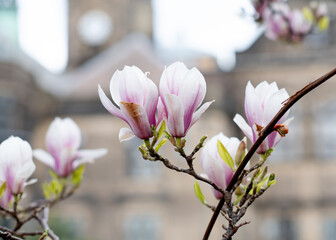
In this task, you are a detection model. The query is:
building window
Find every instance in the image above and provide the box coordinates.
[0,0,18,50]
[260,217,297,240]
[313,101,336,158]
[270,105,303,161]
[124,214,160,240]
[323,218,336,240]
[124,138,161,180]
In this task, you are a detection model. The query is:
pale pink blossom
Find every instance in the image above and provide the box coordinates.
[159,62,213,137]
[263,3,291,40]
[200,133,243,199]
[234,81,292,154]
[34,117,107,178]
[289,9,312,36]
[98,66,159,141]
[0,136,36,195]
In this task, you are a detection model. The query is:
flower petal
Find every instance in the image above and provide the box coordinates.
[110,70,122,106]
[233,114,253,142]
[143,76,159,126]
[188,100,214,132]
[73,149,108,169]
[98,84,127,122]
[163,93,185,137]
[33,149,54,168]
[180,67,206,129]
[262,88,290,126]
[119,128,135,142]
[119,102,152,139]
[118,66,146,105]
[244,81,263,127]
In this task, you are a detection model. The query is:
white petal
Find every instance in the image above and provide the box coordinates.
[98,84,127,122]
[233,114,253,142]
[73,149,108,169]
[188,100,214,131]
[33,149,55,168]
[119,128,135,142]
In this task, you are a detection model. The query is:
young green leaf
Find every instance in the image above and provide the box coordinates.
[194,181,206,205]
[72,165,85,186]
[155,139,167,152]
[157,120,166,140]
[0,182,6,198]
[217,140,234,170]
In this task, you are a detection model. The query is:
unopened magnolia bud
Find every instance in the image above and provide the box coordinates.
[235,138,247,166]
[235,186,244,196]
[274,124,289,137]
[259,166,268,181]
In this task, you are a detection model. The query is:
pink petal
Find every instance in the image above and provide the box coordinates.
[156,97,166,126]
[119,128,135,142]
[244,81,263,127]
[143,77,159,126]
[160,62,189,97]
[163,93,185,137]
[119,66,146,105]
[119,102,153,139]
[233,114,253,142]
[98,84,127,122]
[180,68,206,129]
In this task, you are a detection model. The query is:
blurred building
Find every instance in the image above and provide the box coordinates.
[1,0,336,240]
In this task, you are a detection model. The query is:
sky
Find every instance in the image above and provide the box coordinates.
[152,0,263,71]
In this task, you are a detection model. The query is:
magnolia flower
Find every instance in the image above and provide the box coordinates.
[234,81,292,154]
[34,117,107,178]
[200,133,245,199]
[289,9,312,39]
[98,66,159,141]
[159,62,213,138]
[0,136,36,195]
[263,3,291,41]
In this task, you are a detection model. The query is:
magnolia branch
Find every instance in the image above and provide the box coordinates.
[202,66,336,240]
[0,183,78,240]
[145,136,226,195]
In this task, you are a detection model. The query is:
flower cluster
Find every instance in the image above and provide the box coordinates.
[34,117,107,178]
[0,118,107,209]
[98,62,213,141]
[252,0,329,43]
[199,81,291,200]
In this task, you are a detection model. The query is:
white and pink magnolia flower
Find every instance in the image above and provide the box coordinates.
[98,66,159,141]
[0,136,36,195]
[34,117,107,178]
[289,9,312,41]
[234,81,293,154]
[159,62,213,138]
[263,2,312,42]
[200,133,245,199]
[263,3,291,40]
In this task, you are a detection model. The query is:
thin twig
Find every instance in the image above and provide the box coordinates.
[202,66,336,240]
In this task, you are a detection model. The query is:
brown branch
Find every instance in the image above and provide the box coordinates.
[202,66,336,240]
[147,145,225,194]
